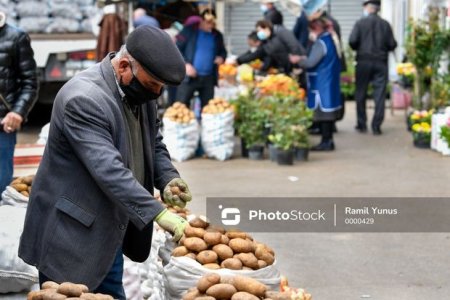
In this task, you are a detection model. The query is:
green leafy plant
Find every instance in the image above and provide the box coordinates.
[440,118,450,146]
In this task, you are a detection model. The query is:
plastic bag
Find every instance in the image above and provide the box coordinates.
[46,18,80,33]
[163,118,200,162]
[163,256,281,300]
[0,206,38,293]
[16,1,49,17]
[36,123,50,145]
[201,110,235,161]
[50,3,82,20]
[1,186,29,208]
[18,17,50,33]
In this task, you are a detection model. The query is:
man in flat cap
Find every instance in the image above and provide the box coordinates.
[19,25,191,298]
[349,0,397,135]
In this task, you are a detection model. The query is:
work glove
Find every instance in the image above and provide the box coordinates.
[162,178,192,208]
[155,209,188,242]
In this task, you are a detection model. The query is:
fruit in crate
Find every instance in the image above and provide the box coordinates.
[257,74,305,99]
[202,98,235,115]
[164,102,196,124]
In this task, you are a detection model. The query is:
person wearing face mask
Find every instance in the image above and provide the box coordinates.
[175,9,227,108]
[291,14,342,151]
[349,0,397,135]
[19,26,191,299]
[260,0,283,27]
[236,20,304,75]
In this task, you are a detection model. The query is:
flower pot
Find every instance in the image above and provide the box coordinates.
[276,149,294,166]
[248,145,264,160]
[295,147,309,161]
[413,132,430,149]
[240,138,249,158]
[268,144,277,162]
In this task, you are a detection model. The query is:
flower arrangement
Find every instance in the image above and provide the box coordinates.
[440,117,450,146]
[409,109,433,124]
[396,62,416,88]
[256,74,306,100]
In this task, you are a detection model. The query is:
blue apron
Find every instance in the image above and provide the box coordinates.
[306,32,341,112]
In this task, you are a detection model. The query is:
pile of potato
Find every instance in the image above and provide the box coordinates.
[164,102,196,124]
[183,273,311,300]
[172,217,275,271]
[202,98,234,115]
[27,281,113,300]
[10,175,34,197]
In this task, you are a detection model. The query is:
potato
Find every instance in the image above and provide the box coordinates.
[232,276,267,297]
[28,290,48,300]
[76,285,88,294]
[231,291,260,300]
[65,298,82,300]
[172,246,189,257]
[193,297,215,300]
[11,183,28,192]
[21,191,30,197]
[197,273,221,293]
[95,294,113,300]
[22,175,34,185]
[242,266,253,271]
[220,258,242,270]
[183,237,208,252]
[229,238,253,253]
[79,294,98,300]
[257,260,268,269]
[255,245,275,266]
[182,288,201,300]
[206,225,226,234]
[42,281,60,290]
[235,253,259,269]
[256,243,275,256]
[42,293,67,300]
[206,283,237,299]
[220,235,230,245]
[185,252,197,260]
[226,230,247,240]
[203,232,222,246]
[184,226,206,239]
[197,250,218,265]
[189,216,209,228]
[212,244,234,260]
[203,263,221,270]
[57,282,83,297]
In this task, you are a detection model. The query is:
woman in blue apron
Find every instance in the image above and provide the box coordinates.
[293,13,342,151]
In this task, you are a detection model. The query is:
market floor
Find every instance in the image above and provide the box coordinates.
[17,101,450,299]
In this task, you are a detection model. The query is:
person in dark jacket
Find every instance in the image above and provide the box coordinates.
[349,0,397,135]
[19,26,191,299]
[175,9,227,108]
[293,9,309,49]
[0,12,38,194]
[237,20,304,75]
[261,0,283,26]
[294,14,342,151]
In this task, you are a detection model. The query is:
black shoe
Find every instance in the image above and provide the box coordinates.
[372,127,382,135]
[308,127,321,135]
[311,141,335,151]
[355,125,367,133]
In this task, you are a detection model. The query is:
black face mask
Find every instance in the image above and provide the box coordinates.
[119,69,162,105]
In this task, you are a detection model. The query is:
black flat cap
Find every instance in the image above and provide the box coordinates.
[363,0,381,5]
[126,25,186,86]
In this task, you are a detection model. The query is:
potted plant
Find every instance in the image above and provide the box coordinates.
[412,122,431,148]
[268,131,295,165]
[232,91,267,160]
[440,117,450,147]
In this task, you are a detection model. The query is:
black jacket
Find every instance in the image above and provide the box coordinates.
[237,27,304,74]
[0,24,38,119]
[349,14,397,63]
[264,7,283,26]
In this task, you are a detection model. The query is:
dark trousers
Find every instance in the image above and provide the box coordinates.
[355,61,388,129]
[320,121,334,142]
[39,249,126,300]
[176,75,215,108]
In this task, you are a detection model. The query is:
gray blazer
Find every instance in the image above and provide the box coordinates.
[18,54,179,289]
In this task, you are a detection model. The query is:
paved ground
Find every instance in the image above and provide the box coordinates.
[17,102,450,299]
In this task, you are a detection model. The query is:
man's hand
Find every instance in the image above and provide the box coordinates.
[163,178,192,208]
[1,112,23,133]
[289,54,306,64]
[155,209,187,242]
[214,56,224,65]
[186,63,197,77]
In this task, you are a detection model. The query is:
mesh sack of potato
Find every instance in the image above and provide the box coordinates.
[1,175,34,207]
[201,98,235,161]
[163,102,200,162]
[163,216,280,299]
